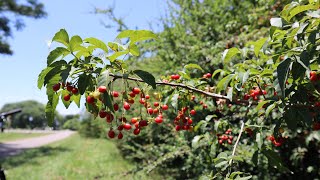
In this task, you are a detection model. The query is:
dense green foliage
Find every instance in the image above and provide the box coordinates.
[0,0,46,55]
[38,0,320,179]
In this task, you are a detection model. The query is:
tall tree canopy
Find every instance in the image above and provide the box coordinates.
[0,0,46,55]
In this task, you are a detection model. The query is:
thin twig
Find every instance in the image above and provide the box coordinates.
[229,102,251,165]
[229,120,245,165]
[255,79,266,99]
[109,73,231,101]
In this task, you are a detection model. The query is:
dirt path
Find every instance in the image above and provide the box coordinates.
[0,130,75,159]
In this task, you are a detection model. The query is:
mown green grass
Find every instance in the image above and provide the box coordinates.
[0,132,49,142]
[1,133,160,180]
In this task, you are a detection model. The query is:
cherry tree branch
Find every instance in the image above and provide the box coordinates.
[109,73,244,100]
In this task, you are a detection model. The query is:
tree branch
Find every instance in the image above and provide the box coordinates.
[110,73,229,99]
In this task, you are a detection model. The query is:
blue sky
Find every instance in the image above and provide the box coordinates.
[0,0,166,115]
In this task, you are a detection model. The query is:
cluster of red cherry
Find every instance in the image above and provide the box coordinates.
[173,107,196,131]
[85,85,170,139]
[217,129,233,145]
[243,87,267,101]
[267,135,284,147]
[52,82,79,101]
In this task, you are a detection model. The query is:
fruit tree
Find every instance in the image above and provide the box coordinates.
[38,1,320,179]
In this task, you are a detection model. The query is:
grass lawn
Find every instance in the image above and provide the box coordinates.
[1,133,161,180]
[0,132,50,142]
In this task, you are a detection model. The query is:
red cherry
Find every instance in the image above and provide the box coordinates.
[153,108,159,114]
[117,125,124,131]
[134,122,139,128]
[154,102,159,107]
[106,113,114,123]
[112,91,119,97]
[218,140,223,144]
[161,104,169,110]
[133,128,141,135]
[262,90,267,95]
[108,130,115,138]
[132,87,141,94]
[206,73,212,78]
[71,88,78,94]
[98,86,107,93]
[113,103,119,111]
[145,95,150,99]
[52,83,61,92]
[191,95,195,101]
[64,94,71,101]
[203,104,208,109]
[313,122,320,131]
[118,132,123,139]
[119,117,127,123]
[127,99,134,104]
[170,75,176,80]
[175,125,181,131]
[229,136,233,140]
[129,91,136,98]
[99,110,107,118]
[123,102,130,110]
[244,93,250,100]
[123,123,132,130]
[187,118,193,125]
[139,120,148,127]
[147,108,153,115]
[155,117,163,124]
[190,109,196,115]
[268,135,275,141]
[139,98,146,105]
[67,85,73,92]
[227,139,232,144]
[86,96,95,104]
[131,117,138,124]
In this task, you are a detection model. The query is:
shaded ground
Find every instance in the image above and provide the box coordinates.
[0,130,75,159]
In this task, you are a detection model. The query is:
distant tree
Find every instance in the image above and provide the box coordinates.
[0,100,61,129]
[0,0,46,55]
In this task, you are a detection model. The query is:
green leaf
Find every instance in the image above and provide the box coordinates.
[276,58,292,97]
[98,70,111,87]
[288,4,319,21]
[216,74,235,93]
[252,150,259,166]
[108,50,129,62]
[84,37,109,53]
[194,120,207,132]
[69,35,83,52]
[116,30,158,44]
[266,103,276,117]
[254,38,268,57]
[192,135,204,149]
[52,29,69,47]
[256,133,263,149]
[38,67,53,89]
[47,47,69,65]
[256,100,270,111]
[238,70,250,86]
[128,44,140,56]
[262,149,291,173]
[222,47,241,63]
[78,74,89,95]
[270,18,283,27]
[133,70,156,89]
[103,92,114,112]
[184,64,204,71]
[226,87,233,101]
[71,93,81,108]
[212,69,224,78]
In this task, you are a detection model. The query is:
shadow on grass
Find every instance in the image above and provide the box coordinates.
[0,145,70,169]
